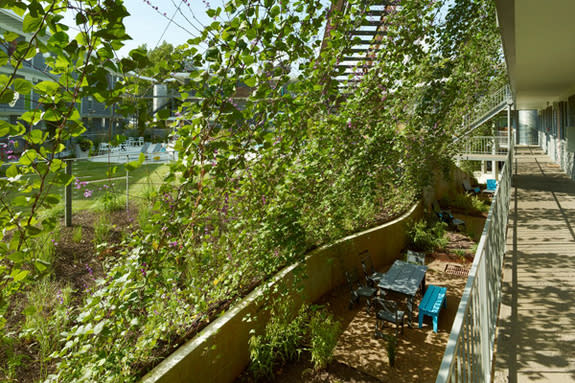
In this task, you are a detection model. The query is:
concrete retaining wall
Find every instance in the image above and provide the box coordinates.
[142,201,423,383]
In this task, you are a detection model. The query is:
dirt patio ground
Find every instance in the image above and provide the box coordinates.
[332,257,469,382]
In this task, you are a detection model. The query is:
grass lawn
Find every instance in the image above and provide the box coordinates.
[3,160,171,216]
[69,160,170,212]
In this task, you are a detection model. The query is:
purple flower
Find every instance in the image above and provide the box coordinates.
[83,189,93,198]
[169,240,178,248]
[86,265,93,276]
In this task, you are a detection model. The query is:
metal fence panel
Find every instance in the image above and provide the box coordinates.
[436,145,513,383]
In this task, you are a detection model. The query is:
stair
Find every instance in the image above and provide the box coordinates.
[321,1,396,88]
[455,85,512,142]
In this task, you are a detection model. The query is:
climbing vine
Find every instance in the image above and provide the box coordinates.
[0,0,504,381]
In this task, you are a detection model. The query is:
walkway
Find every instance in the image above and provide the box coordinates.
[495,147,575,382]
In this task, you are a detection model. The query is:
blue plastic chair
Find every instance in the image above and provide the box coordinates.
[485,179,497,194]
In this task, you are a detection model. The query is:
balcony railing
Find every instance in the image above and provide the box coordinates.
[436,143,513,382]
[461,135,509,156]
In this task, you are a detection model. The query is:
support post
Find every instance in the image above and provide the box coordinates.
[126,155,129,211]
[507,101,514,156]
[64,159,72,227]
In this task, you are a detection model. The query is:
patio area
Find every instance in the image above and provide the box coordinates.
[271,223,484,383]
[332,255,469,382]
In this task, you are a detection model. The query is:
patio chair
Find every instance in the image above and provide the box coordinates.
[483,178,497,194]
[360,251,377,287]
[406,250,425,266]
[432,201,465,230]
[462,179,480,195]
[374,297,405,337]
[345,269,377,313]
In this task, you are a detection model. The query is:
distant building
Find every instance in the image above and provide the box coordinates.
[0,9,119,147]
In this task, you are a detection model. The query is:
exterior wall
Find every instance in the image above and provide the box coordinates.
[141,202,424,383]
[538,102,575,179]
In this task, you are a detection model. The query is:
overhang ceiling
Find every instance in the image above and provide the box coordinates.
[495,0,575,110]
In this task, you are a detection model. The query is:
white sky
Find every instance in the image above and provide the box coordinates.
[117,0,223,56]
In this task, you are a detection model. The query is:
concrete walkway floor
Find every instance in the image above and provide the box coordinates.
[494,147,575,382]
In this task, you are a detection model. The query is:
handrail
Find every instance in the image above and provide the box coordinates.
[461,135,509,155]
[455,85,512,142]
[436,140,513,382]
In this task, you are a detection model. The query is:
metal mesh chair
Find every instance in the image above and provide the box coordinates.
[345,269,377,312]
[374,297,405,337]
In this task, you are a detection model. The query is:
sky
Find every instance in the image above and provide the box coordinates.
[116,0,227,57]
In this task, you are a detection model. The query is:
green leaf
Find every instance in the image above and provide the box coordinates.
[27,129,46,145]
[242,54,254,66]
[7,252,26,264]
[124,153,145,171]
[75,12,87,25]
[244,77,257,87]
[44,194,60,205]
[20,110,42,126]
[5,164,18,178]
[12,269,29,282]
[11,196,30,207]
[270,5,280,18]
[25,225,42,236]
[4,32,19,42]
[157,109,171,120]
[0,121,10,137]
[0,50,8,67]
[19,149,38,165]
[43,109,61,122]
[13,78,32,94]
[52,172,74,186]
[34,260,50,273]
[0,89,15,104]
[35,81,60,95]
[22,14,42,33]
[205,47,219,62]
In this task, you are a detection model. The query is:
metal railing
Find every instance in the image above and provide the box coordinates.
[463,85,512,128]
[461,135,509,155]
[456,85,512,141]
[436,143,513,383]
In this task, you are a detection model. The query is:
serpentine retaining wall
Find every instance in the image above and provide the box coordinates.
[142,201,423,383]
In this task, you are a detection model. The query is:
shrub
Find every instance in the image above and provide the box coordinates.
[20,280,72,379]
[77,138,93,153]
[93,215,111,245]
[101,191,124,212]
[450,193,489,215]
[72,226,83,243]
[248,299,309,380]
[309,309,340,371]
[408,219,448,252]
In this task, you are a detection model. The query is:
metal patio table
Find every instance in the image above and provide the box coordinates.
[375,259,428,326]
